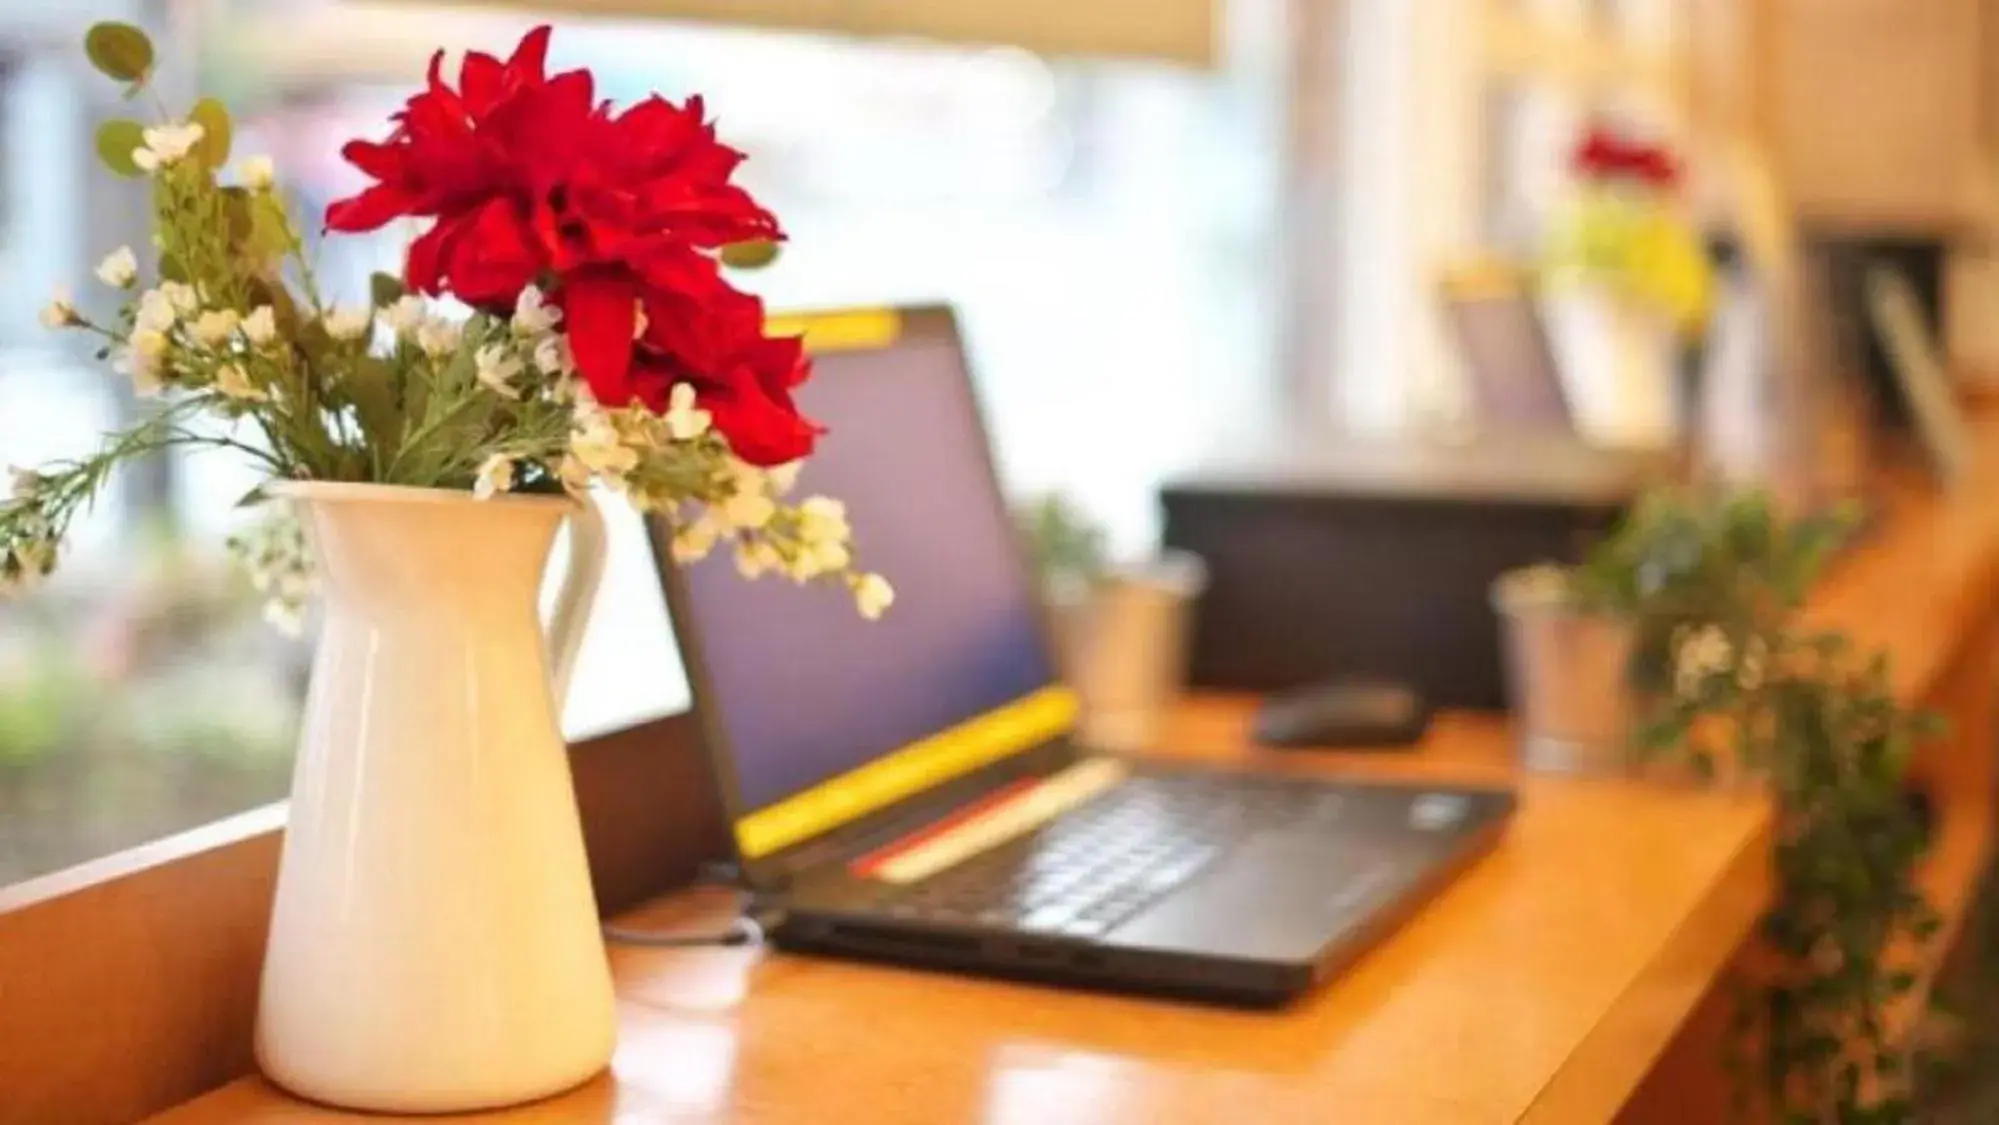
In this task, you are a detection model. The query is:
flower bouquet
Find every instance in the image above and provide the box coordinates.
[3,22,892,1112]
[1547,124,1714,338]
[5,21,889,620]
[1542,123,1715,452]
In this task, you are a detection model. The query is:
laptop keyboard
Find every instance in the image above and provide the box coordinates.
[873,773,1348,940]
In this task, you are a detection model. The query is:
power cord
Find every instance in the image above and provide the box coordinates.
[600,865,781,949]
[602,912,765,949]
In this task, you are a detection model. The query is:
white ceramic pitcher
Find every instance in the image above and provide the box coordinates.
[254,481,615,1113]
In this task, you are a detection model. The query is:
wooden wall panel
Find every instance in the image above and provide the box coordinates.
[1770,0,1985,232]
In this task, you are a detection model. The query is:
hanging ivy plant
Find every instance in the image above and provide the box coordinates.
[1571,489,1944,1123]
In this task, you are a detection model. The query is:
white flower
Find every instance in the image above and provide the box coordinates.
[474,344,523,399]
[213,362,265,401]
[132,328,170,359]
[570,412,639,477]
[557,453,593,495]
[723,458,766,499]
[131,122,205,173]
[322,307,369,341]
[797,495,851,545]
[118,329,170,395]
[766,461,803,494]
[1672,625,1734,699]
[243,305,279,347]
[784,552,823,584]
[734,540,782,579]
[95,246,138,289]
[2,539,55,593]
[1737,636,1768,692]
[807,538,852,575]
[854,573,895,620]
[18,538,54,578]
[664,383,711,441]
[670,514,722,563]
[723,491,775,530]
[512,285,562,337]
[472,454,516,501]
[262,599,306,637]
[632,300,650,340]
[382,295,426,338]
[783,540,849,583]
[532,335,572,378]
[238,155,276,191]
[415,317,461,358]
[159,281,200,315]
[191,308,240,348]
[134,288,178,333]
[38,286,76,330]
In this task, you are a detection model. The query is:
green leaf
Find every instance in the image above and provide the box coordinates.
[369,272,407,308]
[158,252,189,283]
[341,356,406,455]
[93,119,146,178]
[84,22,154,83]
[188,97,231,169]
[720,239,780,269]
[242,195,292,266]
[233,485,269,509]
[222,186,254,243]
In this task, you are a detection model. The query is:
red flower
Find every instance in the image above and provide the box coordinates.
[1570,125,1679,190]
[327,27,593,307]
[324,25,817,463]
[1572,127,1626,179]
[606,280,820,467]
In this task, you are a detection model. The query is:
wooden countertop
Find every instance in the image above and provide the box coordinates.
[150,422,1999,1125]
[151,705,1772,1125]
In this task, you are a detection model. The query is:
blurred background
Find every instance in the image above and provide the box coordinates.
[3,0,1995,884]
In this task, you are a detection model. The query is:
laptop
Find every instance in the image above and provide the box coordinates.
[649,305,1516,1005]
[1439,261,1576,438]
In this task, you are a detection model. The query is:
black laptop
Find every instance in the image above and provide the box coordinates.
[649,305,1515,1006]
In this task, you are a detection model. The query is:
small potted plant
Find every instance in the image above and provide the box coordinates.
[1489,560,1635,775]
[1018,494,1206,750]
[1566,487,1940,1122]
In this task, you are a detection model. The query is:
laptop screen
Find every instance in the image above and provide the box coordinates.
[671,309,1072,860]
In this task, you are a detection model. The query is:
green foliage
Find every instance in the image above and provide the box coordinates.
[1579,488,1940,1123]
[1017,493,1108,590]
[84,21,152,84]
[369,271,407,308]
[188,98,231,168]
[94,119,146,178]
[720,239,781,269]
[0,653,88,767]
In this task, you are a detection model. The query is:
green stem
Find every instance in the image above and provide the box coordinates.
[382,394,484,484]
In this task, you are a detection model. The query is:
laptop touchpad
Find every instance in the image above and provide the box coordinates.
[1107,834,1406,964]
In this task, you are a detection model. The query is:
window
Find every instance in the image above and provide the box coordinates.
[0,3,1282,885]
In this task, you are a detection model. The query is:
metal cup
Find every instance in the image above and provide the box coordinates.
[1491,567,1634,775]
[1061,551,1208,751]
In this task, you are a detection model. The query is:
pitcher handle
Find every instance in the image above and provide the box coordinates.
[547,493,608,710]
